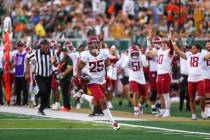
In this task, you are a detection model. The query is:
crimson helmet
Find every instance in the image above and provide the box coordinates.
[88,35,100,56]
[152,36,162,44]
[129,44,140,59]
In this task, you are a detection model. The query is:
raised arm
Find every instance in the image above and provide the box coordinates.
[173,42,187,59]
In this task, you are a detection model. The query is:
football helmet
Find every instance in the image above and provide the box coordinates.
[129,44,140,59]
[88,36,100,56]
[152,36,162,44]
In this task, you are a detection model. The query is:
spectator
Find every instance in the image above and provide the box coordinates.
[14,41,28,106]
[35,20,46,38]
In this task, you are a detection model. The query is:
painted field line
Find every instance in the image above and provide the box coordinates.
[0,119,59,121]
[94,121,210,136]
[145,130,169,133]
[0,128,112,130]
[162,133,189,135]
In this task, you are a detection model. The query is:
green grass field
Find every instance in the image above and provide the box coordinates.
[1,108,210,140]
[0,112,210,140]
[0,98,210,140]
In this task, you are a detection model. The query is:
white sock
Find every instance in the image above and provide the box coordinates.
[151,105,156,109]
[81,94,93,103]
[163,93,171,109]
[134,106,139,112]
[160,109,165,114]
[103,109,115,123]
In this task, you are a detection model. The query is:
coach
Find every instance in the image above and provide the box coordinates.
[25,39,58,115]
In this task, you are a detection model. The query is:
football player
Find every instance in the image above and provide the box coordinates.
[201,41,210,118]
[149,33,175,117]
[76,36,120,130]
[174,42,210,120]
[122,44,148,116]
[106,45,119,109]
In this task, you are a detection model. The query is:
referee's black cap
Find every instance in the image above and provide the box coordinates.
[40,39,49,45]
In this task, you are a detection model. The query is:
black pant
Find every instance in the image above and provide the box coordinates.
[179,74,190,111]
[0,72,3,105]
[60,80,71,109]
[15,77,28,105]
[35,76,51,112]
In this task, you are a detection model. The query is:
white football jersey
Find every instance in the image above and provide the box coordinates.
[185,51,205,82]
[80,49,109,84]
[157,48,173,74]
[180,57,188,75]
[201,49,210,79]
[107,54,119,80]
[122,52,148,84]
[146,48,158,72]
[69,51,80,76]
[116,52,129,78]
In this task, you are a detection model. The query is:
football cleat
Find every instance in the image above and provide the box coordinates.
[201,111,207,119]
[191,114,197,120]
[112,121,120,131]
[73,89,84,99]
[162,109,170,117]
[155,109,165,117]
[151,108,159,114]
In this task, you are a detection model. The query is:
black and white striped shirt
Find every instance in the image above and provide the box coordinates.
[27,49,58,77]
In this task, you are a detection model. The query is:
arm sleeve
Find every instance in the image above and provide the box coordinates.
[168,40,174,56]
[27,51,35,62]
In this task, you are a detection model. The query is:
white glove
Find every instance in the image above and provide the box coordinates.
[57,73,64,80]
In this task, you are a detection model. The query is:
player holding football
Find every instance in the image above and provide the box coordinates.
[76,36,120,130]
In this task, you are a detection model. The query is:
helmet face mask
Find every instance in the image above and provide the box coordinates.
[131,52,139,59]
[129,44,140,59]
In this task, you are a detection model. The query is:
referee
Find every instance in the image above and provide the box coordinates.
[25,39,58,115]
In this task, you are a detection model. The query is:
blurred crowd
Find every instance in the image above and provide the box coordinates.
[0,0,210,42]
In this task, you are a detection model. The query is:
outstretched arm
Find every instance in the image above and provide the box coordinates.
[173,43,187,59]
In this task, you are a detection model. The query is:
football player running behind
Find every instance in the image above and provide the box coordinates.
[76,36,120,130]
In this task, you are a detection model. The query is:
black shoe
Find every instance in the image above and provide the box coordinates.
[119,101,123,106]
[128,101,133,107]
[38,110,46,115]
[151,108,159,114]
